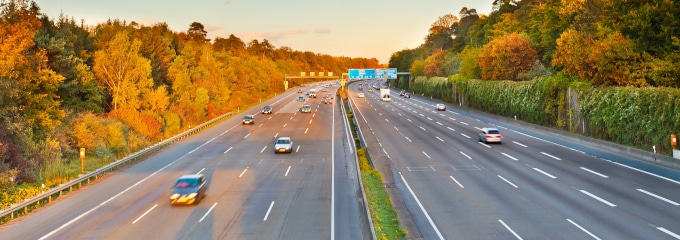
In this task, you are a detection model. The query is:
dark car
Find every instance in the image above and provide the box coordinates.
[170,174,207,205]
[242,114,255,124]
[262,106,273,114]
[297,96,305,102]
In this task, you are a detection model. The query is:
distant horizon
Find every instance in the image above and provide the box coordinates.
[33,0,493,65]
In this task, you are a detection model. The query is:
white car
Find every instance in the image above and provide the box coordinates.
[479,128,502,143]
[275,137,293,153]
[358,93,365,98]
[436,103,446,111]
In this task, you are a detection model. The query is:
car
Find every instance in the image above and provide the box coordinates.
[322,88,328,92]
[275,137,293,153]
[326,93,334,99]
[170,174,207,205]
[358,93,365,98]
[297,89,303,93]
[300,104,312,113]
[242,115,254,124]
[479,127,502,143]
[324,97,332,104]
[368,89,373,92]
[436,103,446,111]
[399,91,404,97]
[404,93,411,98]
[297,96,305,102]
[261,106,273,114]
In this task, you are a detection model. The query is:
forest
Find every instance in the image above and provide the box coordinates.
[388,0,680,158]
[0,0,379,197]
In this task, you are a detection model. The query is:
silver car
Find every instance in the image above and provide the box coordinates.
[479,127,502,143]
[275,137,293,153]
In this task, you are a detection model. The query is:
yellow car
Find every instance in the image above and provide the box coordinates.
[368,89,373,92]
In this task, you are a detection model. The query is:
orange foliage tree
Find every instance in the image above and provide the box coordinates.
[479,33,538,81]
[108,109,161,140]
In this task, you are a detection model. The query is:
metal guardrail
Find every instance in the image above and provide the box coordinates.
[0,112,233,223]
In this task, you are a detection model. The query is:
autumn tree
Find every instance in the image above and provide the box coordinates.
[423,49,446,77]
[93,32,154,110]
[186,22,209,43]
[479,33,537,80]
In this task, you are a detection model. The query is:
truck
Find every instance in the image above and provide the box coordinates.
[380,88,391,102]
[309,88,317,98]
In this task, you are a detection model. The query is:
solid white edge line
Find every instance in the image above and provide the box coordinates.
[331,97,335,240]
[580,190,616,207]
[611,161,680,185]
[263,201,275,221]
[498,219,523,240]
[637,189,680,206]
[199,202,218,223]
[567,219,601,240]
[132,204,158,224]
[399,172,445,240]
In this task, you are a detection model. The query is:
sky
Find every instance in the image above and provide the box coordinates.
[33,0,493,64]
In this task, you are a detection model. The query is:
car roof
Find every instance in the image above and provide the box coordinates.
[278,137,291,140]
[178,174,203,180]
[481,127,499,131]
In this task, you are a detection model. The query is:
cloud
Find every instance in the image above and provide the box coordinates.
[313,28,331,34]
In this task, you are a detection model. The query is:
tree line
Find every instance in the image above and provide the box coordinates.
[390,0,680,87]
[0,0,379,189]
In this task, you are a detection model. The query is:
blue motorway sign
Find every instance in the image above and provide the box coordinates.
[348,68,397,80]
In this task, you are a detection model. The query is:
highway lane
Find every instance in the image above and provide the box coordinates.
[0,82,368,239]
[351,80,680,239]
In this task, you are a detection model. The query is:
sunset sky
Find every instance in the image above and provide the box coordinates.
[33,0,493,64]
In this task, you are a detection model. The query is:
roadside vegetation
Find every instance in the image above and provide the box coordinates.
[0,0,381,211]
[341,88,407,240]
[389,0,680,155]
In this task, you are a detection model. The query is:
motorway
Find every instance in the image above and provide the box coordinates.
[0,83,370,239]
[350,80,680,239]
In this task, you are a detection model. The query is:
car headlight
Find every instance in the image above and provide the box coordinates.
[170,193,180,200]
[188,193,197,199]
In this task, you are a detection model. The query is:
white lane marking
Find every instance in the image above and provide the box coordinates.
[479,142,491,148]
[385,119,390,123]
[295,145,301,153]
[449,117,456,121]
[637,189,680,206]
[132,204,158,224]
[290,116,294,120]
[239,167,249,178]
[419,114,424,117]
[447,127,455,131]
[461,134,471,139]
[436,122,443,125]
[658,227,680,239]
[224,146,233,154]
[501,153,518,161]
[199,202,218,223]
[533,168,557,179]
[580,190,616,207]
[498,175,518,188]
[407,119,412,122]
[261,146,267,153]
[309,119,313,124]
[450,176,464,188]
[394,126,399,131]
[39,161,176,240]
[399,172,445,240]
[283,123,287,128]
[405,136,412,142]
[243,133,250,139]
[285,166,292,177]
[305,128,309,134]
[460,151,471,160]
[427,117,433,121]
[541,152,562,160]
[512,141,527,147]
[197,168,206,174]
[567,219,601,240]
[423,151,431,159]
[263,201,275,221]
[460,122,469,125]
[419,126,427,131]
[498,219,523,240]
[610,161,680,185]
[275,133,279,138]
[473,127,480,130]
[436,136,444,142]
[580,167,609,178]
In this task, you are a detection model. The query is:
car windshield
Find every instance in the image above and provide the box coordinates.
[244,116,253,119]
[488,130,500,134]
[277,139,290,144]
[176,179,197,188]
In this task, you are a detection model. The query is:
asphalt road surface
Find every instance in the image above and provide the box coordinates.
[351,80,680,240]
[0,82,370,240]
